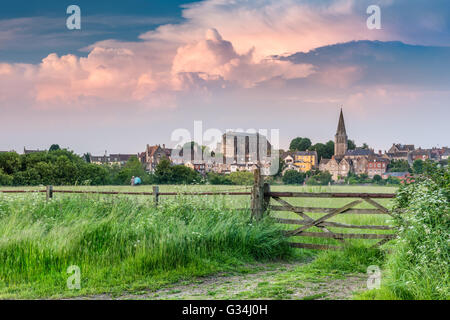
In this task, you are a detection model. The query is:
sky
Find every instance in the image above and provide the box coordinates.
[0,0,449,155]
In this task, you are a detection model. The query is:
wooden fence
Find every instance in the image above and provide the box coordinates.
[251,168,396,250]
[0,168,396,250]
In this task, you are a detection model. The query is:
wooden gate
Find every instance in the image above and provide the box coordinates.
[250,168,396,250]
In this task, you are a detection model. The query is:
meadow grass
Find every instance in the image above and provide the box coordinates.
[0,185,397,299]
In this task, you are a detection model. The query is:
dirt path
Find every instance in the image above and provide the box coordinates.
[79,262,367,300]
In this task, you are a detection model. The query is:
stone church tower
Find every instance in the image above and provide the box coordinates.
[334,109,348,157]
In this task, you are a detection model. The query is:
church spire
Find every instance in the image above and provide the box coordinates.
[336,108,346,135]
[334,107,348,157]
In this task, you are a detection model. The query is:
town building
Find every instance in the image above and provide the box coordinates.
[292,150,318,172]
[318,109,391,181]
[139,144,172,172]
[367,155,389,178]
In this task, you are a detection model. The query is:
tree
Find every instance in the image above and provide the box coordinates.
[306,171,332,185]
[116,156,147,185]
[373,174,382,183]
[348,140,356,150]
[229,171,254,185]
[289,137,312,151]
[413,159,424,174]
[207,172,232,185]
[154,158,173,184]
[83,153,91,163]
[388,160,411,173]
[49,144,61,152]
[0,152,21,175]
[282,170,306,184]
[361,143,369,149]
[310,143,326,161]
[0,168,13,186]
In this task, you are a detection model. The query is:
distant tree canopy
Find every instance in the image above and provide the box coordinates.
[282,170,306,185]
[228,171,253,185]
[0,150,110,186]
[413,159,424,174]
[310,140,334,161]
[306,171,333,185]
[388,160,411,173]
[289,137,312,151]
[154,158,202,184]
[49,144,61,152]
[347,140,356,150]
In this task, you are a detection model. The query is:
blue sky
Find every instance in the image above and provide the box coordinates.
[0,0,198,62]
[0,0,449,154]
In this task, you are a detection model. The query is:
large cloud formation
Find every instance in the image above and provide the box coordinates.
[0,0,448,110]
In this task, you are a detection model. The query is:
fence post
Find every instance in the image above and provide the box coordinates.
[263,182,270,213]
[153,186,159,206]
[46,185,53,201]
[251,167,264,220]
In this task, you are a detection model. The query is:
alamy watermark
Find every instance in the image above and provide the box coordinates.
[169,121,280,175]
[366,265,381,289]
[66,5,81,30]
[67,265,81,290]
[366,5,381,30]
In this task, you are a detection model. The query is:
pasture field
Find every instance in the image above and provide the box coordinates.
[0,184,397,299]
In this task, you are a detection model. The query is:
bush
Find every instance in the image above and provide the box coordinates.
[282,170,305,184]
[229,171,254,185]
[377,164,449,300]
[306,171,332,185]
[207,172,232,185]
[0,169,13,186]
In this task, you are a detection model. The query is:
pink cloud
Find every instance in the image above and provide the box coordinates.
[0,0,399,109]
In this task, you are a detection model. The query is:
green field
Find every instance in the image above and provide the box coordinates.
[0,185,397,299]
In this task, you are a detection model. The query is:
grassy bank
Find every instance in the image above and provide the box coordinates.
[0,185,399,299]
[0,194,292,299]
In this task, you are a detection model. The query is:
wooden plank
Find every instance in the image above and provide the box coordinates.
[270,205,383,215]
[362,197,393,216]
[272,197,313,221]
[289,242,342,250]
[274,218,393,230]
[292,232,395,239]
[268,192,395,199]
[0,190,46,193]
[287,200,363,236]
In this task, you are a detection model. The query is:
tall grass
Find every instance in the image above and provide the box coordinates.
[0,194,291,298]
[359,165,449,300]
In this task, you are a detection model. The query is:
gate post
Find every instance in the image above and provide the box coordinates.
[251,167,265,220]
[46,185,53,201]
[153,186,159,206]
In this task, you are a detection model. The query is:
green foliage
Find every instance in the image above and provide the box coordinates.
[0,195,291,298]
[388,160,411,173]
[289,137,312,151]
[347,140,356,150]
[228,171,254,185]
[310,141,334,161]
[0,152,21,175]
[412,159,424,174]
[207,172,232,185]
[375,164,449,300]
[282,170,305,185]
[49,144,61,152]
[0,150,111,186]
[0,169,13,186]
[115,156,147,185]
[154,158,202,184]
[306,171,332,185]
